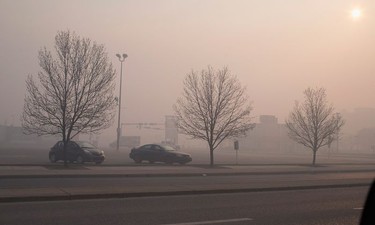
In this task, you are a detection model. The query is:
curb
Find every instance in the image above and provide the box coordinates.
[0,182,371,203]
[1,169,375,179]
[0,163,374,167]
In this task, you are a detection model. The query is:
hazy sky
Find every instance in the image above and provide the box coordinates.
[1,0,374,131]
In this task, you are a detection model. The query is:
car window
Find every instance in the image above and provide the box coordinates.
[153,145,163,151]
[141,145,152,150]
[76,141,95,149]
[162,145,176,151]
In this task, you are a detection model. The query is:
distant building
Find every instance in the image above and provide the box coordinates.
[165,115,178,145]
[235,115,295,152]
[338,108,375,153]
[236,109,375,153]
[341,108,375,135]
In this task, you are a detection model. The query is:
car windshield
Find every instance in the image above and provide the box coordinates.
[162,145,176,151]
[75,141,96,149]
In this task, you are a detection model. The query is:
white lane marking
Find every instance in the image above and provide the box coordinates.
[353,207,363,210]
[161,218,253,225]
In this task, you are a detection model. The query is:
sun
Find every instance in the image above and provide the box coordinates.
[351,8,362,19]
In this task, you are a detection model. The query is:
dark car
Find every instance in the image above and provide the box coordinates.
[49,141,105,164]
[129,144,192,165]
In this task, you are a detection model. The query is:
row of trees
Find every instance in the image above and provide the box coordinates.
[174,69,344,166]
[23,31,344,166]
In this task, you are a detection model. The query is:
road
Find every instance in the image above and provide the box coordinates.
[0,186,369,225]
[1,171,374,191]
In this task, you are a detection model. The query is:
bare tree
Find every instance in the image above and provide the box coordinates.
[285,87,344,166]
[174,66,254,167]
[22,31,116,166]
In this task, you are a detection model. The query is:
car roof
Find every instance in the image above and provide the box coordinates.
[138,144,176,149]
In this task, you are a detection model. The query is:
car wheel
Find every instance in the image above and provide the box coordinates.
[179,162,186,165]
[95,161,103,165]
[76,155,84,164]
[49,153,57,163]
[134,156,142,164]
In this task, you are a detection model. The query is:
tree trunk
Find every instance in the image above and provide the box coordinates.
[63,140,68,167]
[210,148,214,167]
[312,149,317,166]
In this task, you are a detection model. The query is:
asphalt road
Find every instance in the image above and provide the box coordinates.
[0,186,369,225]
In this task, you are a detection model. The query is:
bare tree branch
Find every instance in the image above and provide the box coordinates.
[174,66,254,166]
[22,30,116,166]
[285,87,344,165]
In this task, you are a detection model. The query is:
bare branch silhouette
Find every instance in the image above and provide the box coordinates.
[22,31,116,166]
[174,66,254,166]
[285,87,344,165]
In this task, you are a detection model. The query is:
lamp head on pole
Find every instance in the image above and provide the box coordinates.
[116,53,128,62]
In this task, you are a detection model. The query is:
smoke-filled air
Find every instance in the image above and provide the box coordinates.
[1,0,375,165]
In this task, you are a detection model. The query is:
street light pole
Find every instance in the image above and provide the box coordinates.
[116,53,128,151]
